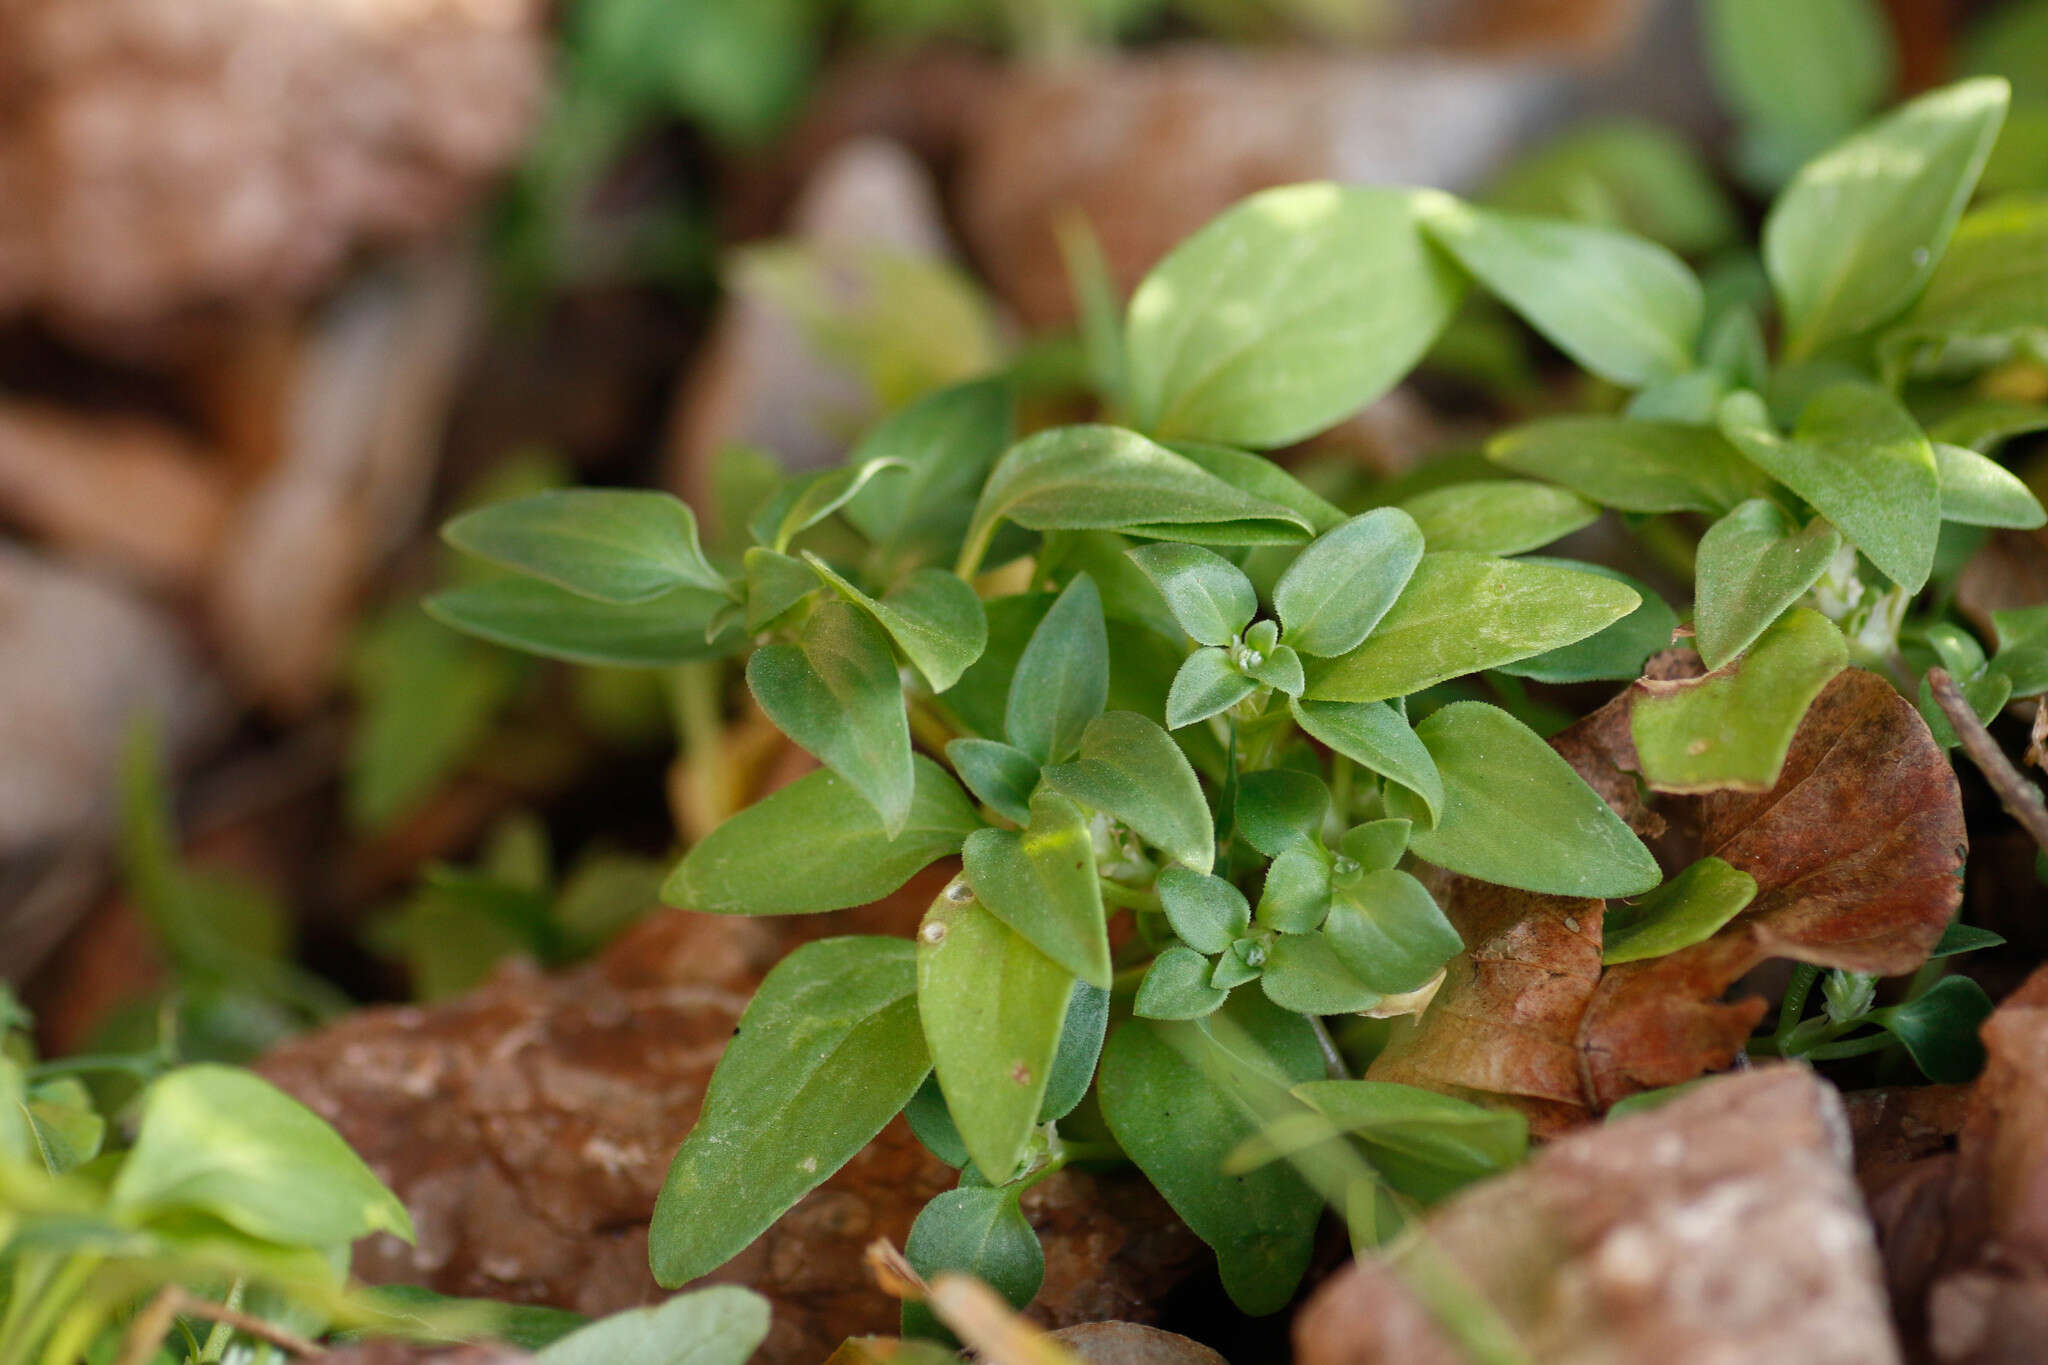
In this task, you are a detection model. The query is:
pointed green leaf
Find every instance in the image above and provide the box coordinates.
[842,377,1015,560]
[1486,415,1769,515]
[1882,196,2048,384]
[1272,509,1425,659]
[1159,866,1252,954]
[754,456,907,552]
[1041,711,1213,872]
[1041,983,1110,1122]
[1324,869,1462,995]
[1289,698,1442,825]
[805,556,988,691]
[1397,480,1600,556]
[1420,198,1702,386]
[1869,975,1995,1084]
[1602,857,1758,965]
[1719,384,1940,592]
[1135,946,1230,1020]
[1302,553,1640,703]
[1935,442,2047,528]
[1388,702,1660,898]
[426,580,742,668]
[1261,933,1380,1015]
[1693,499,1844,669]
[749,600,914,834]
[1993,604,2048,696]
[743,547,821,632]
[1167,442,1348,535]
[1255,847,1333,934]
[918,887,1075,1182]
[962,791,1111,989]
[665,757,978,915]
[945,738,1040,826]
[1166,648,1259,729]
[443,489,731,604]
[652,937,928,1286]
[1126,543,1259,646]
[1126,184,1463,449]
[1495,560,1678,685]
[1006,574,1109,763]
[534,1287,768,1365]
[1339,820,1410,873]
[1293,1080,1526,1204]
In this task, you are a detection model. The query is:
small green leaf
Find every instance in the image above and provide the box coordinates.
[1235,770,1332,859]
[946,738,1040,825]
[842,377,1016,562]
[1932,399,2048,452]
[1261,933,1381,1015]
[1126,543,1259,646]
[1042,711,1214,873]
[904,1076,971,1169]
[17,1078,105,1175]
[918,888,1075,1182]
[1246,644,1305,696]
[1006,575,1109,764]
[1870,975,1995,1083]
[444,489,731,604]
[1126,184,1463,448]
[1290,698,1443,825]
[1718,385,1941,593]
[963,791,1111,989]
[1704,0,1895,179]
[902,1188,1045,1341]
[1324,869,1462,995]
[1882,196,2048,384]
[1930,922,2006,959]
[1602,857,1759,965]
[1097,1003,1325,1314]
[1167,442,1348,535]
[1340,820,1410,873]
[1211,944,1265,990]
[111,1065,414,1247]
[748,600,915,834]
[1487,416,1768,515]
[1159,866,1252,954]
[1693,499,1845,669]
[754,456,907,552]
[426,580,742,668]
[805,558,989,692]
[1166,648,1260,729]
[1487,118,1739,256]
[1389,703,1661,898]
[534,1287,769,1365]
[1135,947,1230,1020]
[744,547,821,632]
[1042,983,1110,1122]
[1494,560,1679,685]
[1765,77,2009,357]
[665,758,978,915]
[1935,442,2047,528]
[1292,1080,1527,1204]
[1302,554,1640,703]
[1272,509,1426,659]
[652,937,928,1286]
[1398,480,1599,557]
[1420,198,1703,386]
[1993,604,2048,696]
[1256,847,1333,934]
[1633,609,1849,792]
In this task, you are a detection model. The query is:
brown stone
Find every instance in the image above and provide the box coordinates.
[259,909,1203,1365]
[1294,1066,1902,1365]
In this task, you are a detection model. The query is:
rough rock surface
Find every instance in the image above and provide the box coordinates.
[259,909,1204,1364]
[0,0,545,341]
[1294,1066,1902,1365]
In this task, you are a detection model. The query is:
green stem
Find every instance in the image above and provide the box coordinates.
[953,517,998,583]
[1775,963,1821,1040]
[198,1280,245,1362]
[1098,879,1160,913]
[0,1254,96,1365]
[1804,1031,1899,1063]
[1309,1016,1353,1081]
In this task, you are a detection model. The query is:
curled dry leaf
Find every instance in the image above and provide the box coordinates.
[1370,661,1965,1122]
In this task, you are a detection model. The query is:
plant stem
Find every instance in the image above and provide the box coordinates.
[114,1287,326,1365]
[1930,667,2048,854]
[1803,1031,1899,1063]
[1310,1016,1353,1081]
[1775,963,1821,1040]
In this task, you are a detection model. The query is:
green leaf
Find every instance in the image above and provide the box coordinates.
[945,738,1040,825]
[842,377,1016,562]
[902,1188,1045,1341]
[1006,574,1109,764]
[805,557,989,692]
[1292,1080,1527,1204]
[966,426,1314,568]
[1166,648,1260,729]
[1272,509,1426,659]
[1882,196,2048,383]
[962,791,1111,989]
[110,1064,413,1247]
[1870,975,1995,1083]
[754,457,907,553]
[1289,698,1443,825]
[1097,1003,1325,1314]
[1487,416,1769,515]
[749,600,915,834]
[1935,442,2047,528]
[1718,384,1941,592]
[1167,442,1348,535]
[1302,554,1640,703]
[426,579,742,668]
[1494,561,1679,685]
[1602,857,1759,965]
[1932,399,2048,452]
[904,1075,970,1170]
[1324,869,1462,995]
[443,490,730,604]
[1041,711,1214,872]
[1235,769,1332,858]
[1693,499,1844,669]
[1135,946,1231,1020]
[665,757,978,915]
[1487,117,1738,255]
[1703,0,1894,155]
[1633,609,1849,792]
[918,888,1076,1182]
[1420,198,1702,387]
[1930,922,2006,958]
[534,1287,769,1365]
[1256,847,1333,934]
[1340,820,1411,873]
[1261,933,1380,1015]
[1159,866,1252,954]
[651,938,928,1286]
[1126,543,1259,646]
[1397,480,1599,556]
[1042,983,1110,1122]
[1993,604,2048,696]
[1388,703,1661,898]
[1764,77,2010,357]
[743,547,821,633]
[1126,183,1463,448]
[1246,644,1306,696]
[17,1078,104,1175]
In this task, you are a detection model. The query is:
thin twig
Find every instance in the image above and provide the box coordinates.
[1929,668,2048,854]
[116,1287,326,1365]
[2029,698,2047,772]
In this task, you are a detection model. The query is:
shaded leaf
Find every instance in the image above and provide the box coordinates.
[1601,857,1758,965]
[1007,575,1108,764]
[1693,499,1844,669]
[962,792,1111,989]
[1397,481,1600,557]
[1272,509,1425,659]
[1487,416,1768,516]
[1042,711,1214,872]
